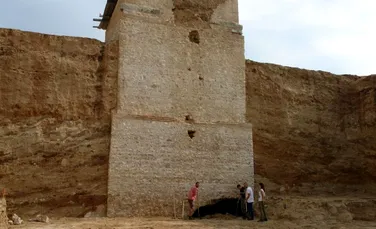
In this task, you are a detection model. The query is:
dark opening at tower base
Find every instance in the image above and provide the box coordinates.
[192,198,241,218]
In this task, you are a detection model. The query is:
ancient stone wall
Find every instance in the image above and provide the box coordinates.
[108,116,252,217]
[116,18,245,123]
[106,0,252,217]
[0,28,118,217]
[246,60,376,195]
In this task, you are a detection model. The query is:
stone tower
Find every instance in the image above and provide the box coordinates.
[99,0,253,217]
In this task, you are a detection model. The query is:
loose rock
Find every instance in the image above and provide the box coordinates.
[84,205,106,218]
[35,214,50,223]
[11,214,23,225]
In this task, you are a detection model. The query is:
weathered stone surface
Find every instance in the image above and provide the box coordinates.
[108,116,253,217]
[105,0,174,41]
[246,60,376,195]
[0,198,7,228]
[116,17,246,124]
[106,0,250,217]
[172,0,239,28]
[104,0,239,41]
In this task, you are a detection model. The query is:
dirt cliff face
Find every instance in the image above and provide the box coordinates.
[0,29,375,217]
[246,60,376,195]
[0,29,118,217]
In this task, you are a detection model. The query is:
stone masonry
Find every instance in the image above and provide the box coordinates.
[0,197,8,228]
[102,0,254,217]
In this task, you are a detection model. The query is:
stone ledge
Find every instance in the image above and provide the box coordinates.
[210,21,243,34]
[120,3,161,17]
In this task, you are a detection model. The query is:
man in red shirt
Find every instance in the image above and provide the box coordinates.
[187,182,199,218]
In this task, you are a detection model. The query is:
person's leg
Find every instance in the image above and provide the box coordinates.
[246,202,253,220]
[250,202,254,220]
[258,202,264,221]
[259,202,266,221]
[245,202,249,219]
[241,199,246,219]
[188,200,194,218]
[261,202,267,221]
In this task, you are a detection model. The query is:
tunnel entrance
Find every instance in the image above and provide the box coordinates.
[192,198,241,218]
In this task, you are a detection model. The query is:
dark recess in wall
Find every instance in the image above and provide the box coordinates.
[192,198,239,218]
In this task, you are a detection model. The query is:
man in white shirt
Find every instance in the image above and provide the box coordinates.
[244,182,254,220]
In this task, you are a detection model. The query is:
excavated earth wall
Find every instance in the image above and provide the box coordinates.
[0,28,118,217]
[0,28,375,216]
[246,60,376,195]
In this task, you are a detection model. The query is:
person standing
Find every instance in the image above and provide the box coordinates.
[244,182,254,220]
[187,182,199,219]
[237,184,246,219]
[258,183,268,222]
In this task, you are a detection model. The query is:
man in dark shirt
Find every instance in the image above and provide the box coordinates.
[237,184,246,219]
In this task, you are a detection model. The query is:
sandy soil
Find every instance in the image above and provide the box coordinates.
[12,217,376,229]
[6,195,376,228]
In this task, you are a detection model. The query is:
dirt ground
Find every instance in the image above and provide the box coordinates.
[12,217,376,229]
[7,195,376,229]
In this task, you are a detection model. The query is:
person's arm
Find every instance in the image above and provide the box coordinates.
[245,188,250,201]
[192,188,197,200]
[261,189,266,199]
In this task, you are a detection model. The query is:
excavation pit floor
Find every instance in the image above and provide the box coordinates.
[11,217,376,229]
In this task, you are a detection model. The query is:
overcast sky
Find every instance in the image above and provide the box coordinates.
[0,0,375,75]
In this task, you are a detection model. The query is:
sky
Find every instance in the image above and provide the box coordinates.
[0,0,375,75]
